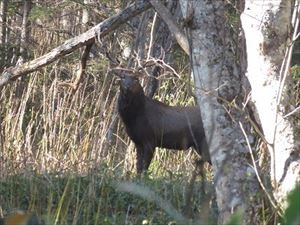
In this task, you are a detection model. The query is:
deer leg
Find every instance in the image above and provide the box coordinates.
[136,146,144,175]
[143,146,155,172]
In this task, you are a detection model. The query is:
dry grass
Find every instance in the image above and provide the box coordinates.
[0,53,216,224]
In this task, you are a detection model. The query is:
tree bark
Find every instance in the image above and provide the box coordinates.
[0,0,151,87]
[241,0,300,205]
[183,0,261,224]
[0,0,8,68]
[0,0,8,45]
[19,0,32,63]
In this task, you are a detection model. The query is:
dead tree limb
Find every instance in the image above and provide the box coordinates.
[149,0,189,55]
[59,43,93,92]
[0,1,151,87]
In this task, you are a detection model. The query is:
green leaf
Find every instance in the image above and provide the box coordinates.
[282,184,300,225]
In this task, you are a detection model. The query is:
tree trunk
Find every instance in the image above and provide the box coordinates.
[19,0,32,63]
[241,0,300,205]
[183,1,261,224]
[0,0,8,68]
[0,0,8,45]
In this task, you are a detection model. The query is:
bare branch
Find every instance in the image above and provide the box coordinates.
[239,122,282,215]
[283,105,300,119]
[149,0,189,55]
[59,43,93,91]
[0,0,151,87]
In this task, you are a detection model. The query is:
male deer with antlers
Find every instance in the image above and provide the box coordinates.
[117,71,210,174]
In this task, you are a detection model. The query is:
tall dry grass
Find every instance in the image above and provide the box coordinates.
[1,61,118,171]
[0,61,202,176]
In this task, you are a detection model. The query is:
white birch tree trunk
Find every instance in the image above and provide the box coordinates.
[241,0,300,205]
[181,1,261,224]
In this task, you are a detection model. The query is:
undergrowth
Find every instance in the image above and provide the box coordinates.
[0,165,216,225]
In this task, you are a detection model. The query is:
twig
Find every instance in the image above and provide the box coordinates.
[239,122,283,216]
[147,12,158,60]
[283,105,300,119]
[146,57,180,78]
[59,43,93,91]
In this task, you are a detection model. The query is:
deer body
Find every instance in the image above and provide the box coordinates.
[118,74,210,174]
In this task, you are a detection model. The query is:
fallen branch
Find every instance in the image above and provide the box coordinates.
[0,1,151,87]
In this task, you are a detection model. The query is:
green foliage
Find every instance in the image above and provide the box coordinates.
[291,65,300,79]
[292,39,300,66]
[226,211,243,225]
[281,184,300,225]
[29,5,55,22]
[0,167,215,225]
[6,1,19,16]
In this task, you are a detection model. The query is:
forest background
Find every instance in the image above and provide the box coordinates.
[0,0,300,225]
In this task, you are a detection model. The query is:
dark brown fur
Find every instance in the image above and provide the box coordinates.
[118,73,210,174]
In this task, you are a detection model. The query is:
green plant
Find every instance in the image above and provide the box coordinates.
[281,184,300,225]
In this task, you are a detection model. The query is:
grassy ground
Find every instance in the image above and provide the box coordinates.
[0,164,216,225]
